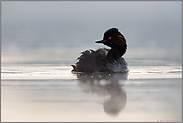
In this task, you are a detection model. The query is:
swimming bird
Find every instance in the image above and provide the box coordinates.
[71,28,129,73]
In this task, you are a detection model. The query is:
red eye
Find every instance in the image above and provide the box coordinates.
[108,37,111,40]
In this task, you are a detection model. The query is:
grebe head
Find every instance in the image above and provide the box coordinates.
[95,28,126,49]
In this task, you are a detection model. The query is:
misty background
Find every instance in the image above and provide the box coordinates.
[1,1,182,65]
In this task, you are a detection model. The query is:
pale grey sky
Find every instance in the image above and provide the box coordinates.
[1,1,182,50]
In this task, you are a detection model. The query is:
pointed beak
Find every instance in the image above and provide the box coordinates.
[95,39,107,44]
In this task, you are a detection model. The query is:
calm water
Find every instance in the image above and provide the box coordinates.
[1,48,182,122]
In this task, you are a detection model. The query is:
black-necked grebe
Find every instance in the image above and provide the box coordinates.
[72,28,129,73]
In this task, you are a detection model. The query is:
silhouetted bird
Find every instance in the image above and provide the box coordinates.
[72,28,128,73]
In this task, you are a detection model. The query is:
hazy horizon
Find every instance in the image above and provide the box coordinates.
[1,1,182,52]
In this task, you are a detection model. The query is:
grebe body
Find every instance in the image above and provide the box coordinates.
[72,28,129,73]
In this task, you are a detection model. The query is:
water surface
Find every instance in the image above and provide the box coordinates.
[1,48,182,122]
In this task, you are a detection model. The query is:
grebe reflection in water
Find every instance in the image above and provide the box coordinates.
[75,72,128,116]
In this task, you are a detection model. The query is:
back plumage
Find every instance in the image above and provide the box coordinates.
[72,48,109,72]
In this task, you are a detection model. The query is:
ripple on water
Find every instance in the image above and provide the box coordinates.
[167,69,182,73]
[147,71,162,74]
[1,65,182,80]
